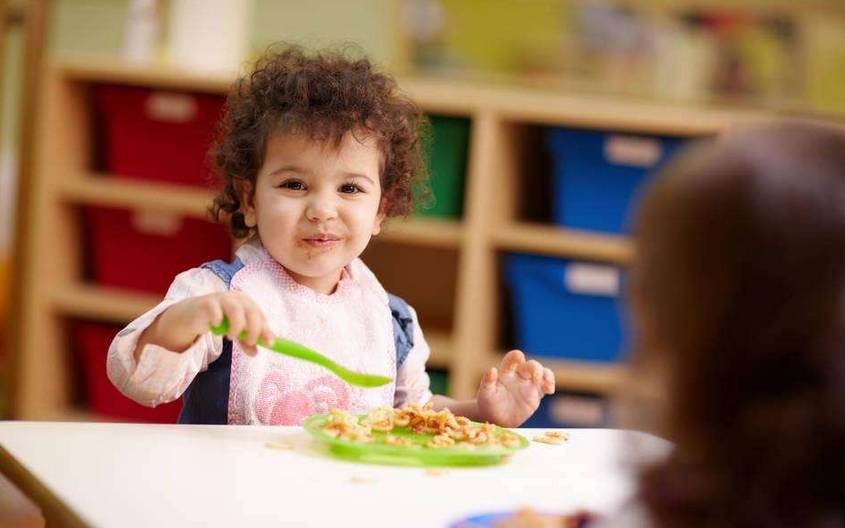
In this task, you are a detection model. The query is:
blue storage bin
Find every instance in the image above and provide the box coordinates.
[503,253,626,362]
[546,128,685,233]
[524,391,609,428]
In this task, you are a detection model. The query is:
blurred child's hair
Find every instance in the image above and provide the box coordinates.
[209,44,428,238]
[629,123,845,527]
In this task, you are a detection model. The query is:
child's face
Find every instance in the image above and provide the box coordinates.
[242,131,385,294]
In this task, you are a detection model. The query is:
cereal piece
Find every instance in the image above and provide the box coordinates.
[385,434,413,447]
[499,433,523,449]
[532,434,565,445]
[425,468,448,476]
[323,409,374,442]
[265,441,293,450]
[544,431,570,441]
[427,433,456,448]
[366,407,395,432]
[393,408,411,427]
[348,476,374,484]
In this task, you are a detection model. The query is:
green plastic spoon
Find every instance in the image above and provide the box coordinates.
[210,317,392,388]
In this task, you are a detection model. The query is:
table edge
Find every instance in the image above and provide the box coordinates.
[0,444,89,527]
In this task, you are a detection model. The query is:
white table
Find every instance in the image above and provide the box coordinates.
[0,421,668,527]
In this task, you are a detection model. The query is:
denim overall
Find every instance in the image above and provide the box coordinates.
[178,257,415,424]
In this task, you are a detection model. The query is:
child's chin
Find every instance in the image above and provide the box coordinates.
[285,261,346,281]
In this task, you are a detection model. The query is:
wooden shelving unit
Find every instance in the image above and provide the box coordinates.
[13,58,831,421]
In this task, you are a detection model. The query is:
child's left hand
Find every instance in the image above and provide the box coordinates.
[477,350,555,428]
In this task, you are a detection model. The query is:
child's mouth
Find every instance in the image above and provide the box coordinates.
[302,234,340,248]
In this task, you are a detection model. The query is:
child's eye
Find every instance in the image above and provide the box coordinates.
[340,183,363,194]
[279,180,306,191]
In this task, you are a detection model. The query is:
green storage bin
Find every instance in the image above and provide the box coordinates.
[429,369,450,396]
[416,116,470,219]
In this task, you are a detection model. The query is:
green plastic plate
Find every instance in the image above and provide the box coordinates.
[303,413,529,467]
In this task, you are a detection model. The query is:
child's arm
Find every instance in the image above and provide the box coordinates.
[135,290,274,358]
[107,269,273,407]
[430,351,555,428]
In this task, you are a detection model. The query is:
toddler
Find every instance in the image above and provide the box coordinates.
[107,46,555,426]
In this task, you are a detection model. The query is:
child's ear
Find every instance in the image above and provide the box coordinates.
[372,199,386,236]
[372,210,385,236]
[235,179,257,228]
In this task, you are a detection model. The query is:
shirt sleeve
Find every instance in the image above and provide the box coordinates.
[106,267,227,407]
[393,306,433,407]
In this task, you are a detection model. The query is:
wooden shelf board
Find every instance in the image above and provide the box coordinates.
[46,408,111,422]
[403,77,751,135]
[58,174,215,219]
[58,59,233,94]
[20,405,113,423]
[494,222,633,264]
[546,358,630,394]
[52,283,160,323]
[52,59,837,135]
[380,217,463,248]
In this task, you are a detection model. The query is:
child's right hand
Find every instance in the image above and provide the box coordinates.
[137,292,274,358]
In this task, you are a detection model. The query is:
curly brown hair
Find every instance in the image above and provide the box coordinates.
[629,123,845,528]
[209,44,429,238]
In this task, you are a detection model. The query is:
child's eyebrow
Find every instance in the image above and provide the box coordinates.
[268,164,306,177]
[342,172,377,186]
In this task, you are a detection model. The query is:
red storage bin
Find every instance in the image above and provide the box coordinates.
[73,321,182,423]
[93,84,226,187]
[82,206,232,295]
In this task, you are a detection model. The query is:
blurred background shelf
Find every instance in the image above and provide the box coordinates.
[494,223,633,264]
[56,59,799,134]
[380,217,463,248]
[52,284,158,323]
[545,359,629,395]
[58,175,213,218]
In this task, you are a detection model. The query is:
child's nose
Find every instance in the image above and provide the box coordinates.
[305,194,338,222]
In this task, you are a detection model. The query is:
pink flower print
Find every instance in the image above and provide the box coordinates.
[304,376,351,416]
[255,369,350,425]
[255,369,295,425]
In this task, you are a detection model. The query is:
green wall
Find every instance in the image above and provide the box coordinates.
[48,0,396,64]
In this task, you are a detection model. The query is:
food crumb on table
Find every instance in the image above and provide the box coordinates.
[532,431,570,445]
[266,441,293,450]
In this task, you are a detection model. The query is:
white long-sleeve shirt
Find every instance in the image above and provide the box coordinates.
[107,238,432,424]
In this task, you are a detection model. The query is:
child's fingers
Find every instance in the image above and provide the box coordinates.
[542,368,555,394]
[500,350,525,374]
[527,360,543,384]
[516,359,538,380]
[242,307,264,347]
[221,301,247,342]
[209,302,224,328]
[479,367,498,397]
[260,326,275,346]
